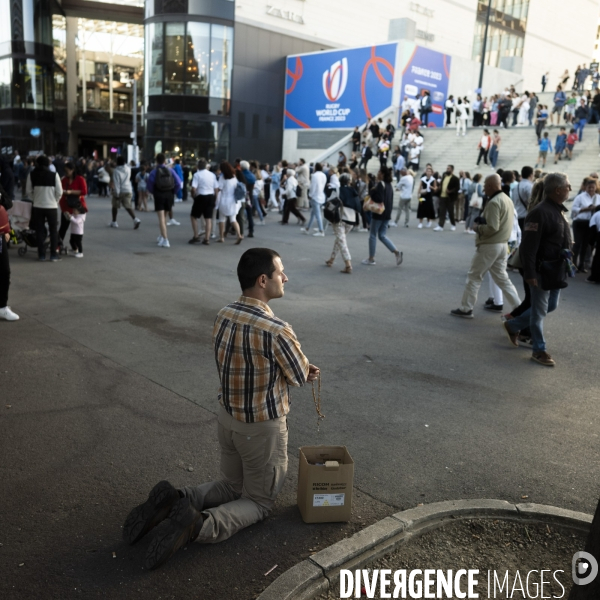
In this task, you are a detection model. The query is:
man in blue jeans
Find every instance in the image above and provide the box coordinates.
[574,99,589,141]
[502,173,572,366]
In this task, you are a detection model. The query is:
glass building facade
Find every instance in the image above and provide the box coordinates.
[0,0,64,154]
[472,0,529,68]
[143,0,234,162]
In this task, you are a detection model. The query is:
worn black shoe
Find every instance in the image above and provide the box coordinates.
[484,303,503,312]
[123,481,180,545]
[145,497,204,570]
[484,297,494,306]
[450,308,474,319]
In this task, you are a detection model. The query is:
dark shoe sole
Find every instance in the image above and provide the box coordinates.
[123,480,179,545]
[145,498,202,570]
[450,310,473,319]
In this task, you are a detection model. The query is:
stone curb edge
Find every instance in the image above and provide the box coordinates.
[256,499,593,600]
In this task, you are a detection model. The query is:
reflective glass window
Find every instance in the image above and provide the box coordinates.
[22,0,52,45]
[186,22,210,97]
[52,15,67,68]
[0,0,11,47]
[145,22,164,96]
[0,59,11,109]
[210,25,233,100]
[165,22,185,95]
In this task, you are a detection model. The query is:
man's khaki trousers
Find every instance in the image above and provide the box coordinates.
[181,407,288,544]
[460,242,521,312]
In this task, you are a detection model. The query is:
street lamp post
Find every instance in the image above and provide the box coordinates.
[478,0,493,91]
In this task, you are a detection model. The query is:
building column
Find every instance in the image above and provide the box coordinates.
[66,16,78,155]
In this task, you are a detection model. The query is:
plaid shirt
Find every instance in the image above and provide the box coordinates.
[213,296,310,423]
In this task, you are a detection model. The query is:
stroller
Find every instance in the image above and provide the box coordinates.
[8,200,67,258]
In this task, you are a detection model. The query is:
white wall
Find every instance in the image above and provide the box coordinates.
[237,0,600,93]
[448,56,523,99]
[522,0,599,92]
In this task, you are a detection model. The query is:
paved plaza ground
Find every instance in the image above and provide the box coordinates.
[1,198,599,599]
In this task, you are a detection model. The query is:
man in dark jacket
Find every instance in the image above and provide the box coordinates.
[574,100,589,141]
[358,142,373,170]
[434,165,460,231]
[503,173,572,367]
[351,126,361,153]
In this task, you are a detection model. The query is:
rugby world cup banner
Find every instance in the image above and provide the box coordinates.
[400,45,451,128]
[284,43,397,129]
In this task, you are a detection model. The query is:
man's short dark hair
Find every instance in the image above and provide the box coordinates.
[198,158,207,170]
[314,162,323,172]
[36,154,50,168]
[117,156,125,166]
[521,166,533,179]
[156,153,166,164]
[447,165,454,172]
[237,248,281,291]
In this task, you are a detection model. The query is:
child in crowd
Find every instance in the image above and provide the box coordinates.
[566,128,578,160]
[535,132,552,169]
[554,127,567,163]
[64,208,86,257]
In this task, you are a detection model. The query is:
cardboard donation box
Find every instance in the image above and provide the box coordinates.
[297,446,354,523]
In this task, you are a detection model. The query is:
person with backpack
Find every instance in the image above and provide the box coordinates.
[325,174,360,273]
[0,180,18,320]
[110,156,141,230]
[146,153,182,248]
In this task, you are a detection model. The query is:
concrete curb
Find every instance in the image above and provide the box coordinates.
[257,499,592,600]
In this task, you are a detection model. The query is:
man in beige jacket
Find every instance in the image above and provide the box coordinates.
[295,158,309,209]
[451,174,521,318]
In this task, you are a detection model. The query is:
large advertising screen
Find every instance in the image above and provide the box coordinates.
[400,46,451,128]
[284,43,397,130]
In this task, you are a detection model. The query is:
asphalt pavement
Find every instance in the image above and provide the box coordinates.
[1,197,598,599]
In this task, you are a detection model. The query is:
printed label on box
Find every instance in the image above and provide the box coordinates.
[313,493,345,507]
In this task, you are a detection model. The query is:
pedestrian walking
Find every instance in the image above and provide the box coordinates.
[0,181,18,320]
[136,166,149,211]
[503,173,573,366]
[295,158,310,210]
[109,157,141,230]
[476,129,492,166]
[326,174,361,273]
[550,86,566,126]
[417,165,437,228]
[302,162,326,236]
[541,72,548,92]
[445,95,454,126]
[123,248,319,570]
[565,128,577,160]
[465,174,483,234]
[189,159,218,245]
[215,161,243,244]
[450,174,521,319]
[58,161,88,257]
[571,177,599,272]
[456,99,467,136]
[361,167,403,266]
[489,129,501,168]
[25,155,63,261]
[511,166,534,231]
[358,142,373,170]
[586,208,600,283]
[433,165,460,231]
[574,99,589,141]
[146,153,182,248]
[535,132,553,169]
[554,127,567,163]
[280,169,306,227]
[394,168,414,227]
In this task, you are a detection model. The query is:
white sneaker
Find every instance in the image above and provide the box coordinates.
[388,221,398,227]
[468,230,477,234]
[313,231,325,237]
[74,252,84,258]
[157,236,164,245]
[167,218,180,226]
[134,218,141,229]
[0,306,19,321]
[417,223,423,229]
[300,228,309,234]
[313,228,320,232]
[358,227,369,233]
[433,226,444,232]
[159,238,170,247]
[110,221,119,228]
[258,221,266,225]
[425,222,432,228]
[450,226,456,231]
[361,258,376,265]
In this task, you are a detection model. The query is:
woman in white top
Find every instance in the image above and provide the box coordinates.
[517,92,530,126]
[417,165,437,228]
[216,161,242,244]
[251,167,265,225]
[571,177,600,271]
